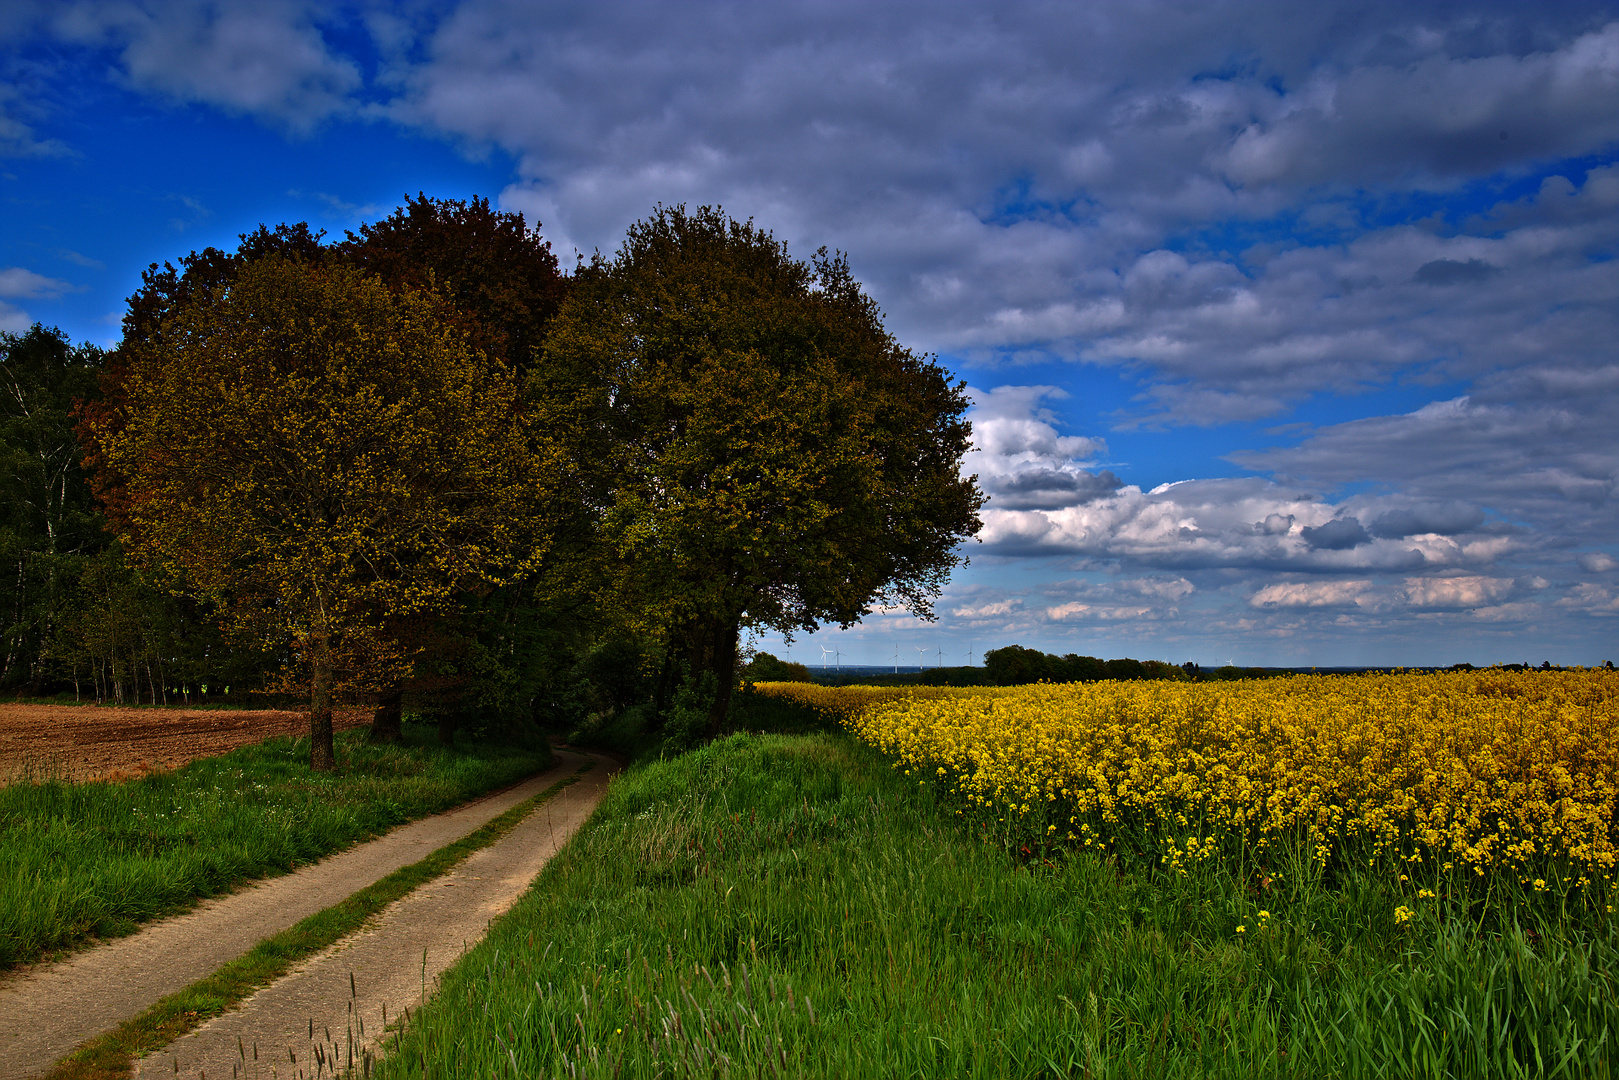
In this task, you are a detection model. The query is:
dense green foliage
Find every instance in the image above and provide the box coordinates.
[0,326,103,689]
[336,192,567,376]
[1,326,266,701]
[541,205,982,735]
[0,723,551,968]
[375,729,1616,1079]
[62,207,580,740]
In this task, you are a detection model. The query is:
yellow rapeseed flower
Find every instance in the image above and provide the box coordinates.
[755,670,1619,900]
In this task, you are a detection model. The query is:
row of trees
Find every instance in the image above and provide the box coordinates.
[739,646,1201,687]
[982,645,1192,685]
[6,197,984,768]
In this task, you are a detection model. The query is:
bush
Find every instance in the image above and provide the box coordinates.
[743,652,812,682]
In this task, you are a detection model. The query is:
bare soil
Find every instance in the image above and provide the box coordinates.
[0,704,371,784]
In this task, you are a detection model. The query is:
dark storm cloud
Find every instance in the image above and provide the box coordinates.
[1301,517,1371,550]
[14,3,1618,415]
[1369,503,1487,538]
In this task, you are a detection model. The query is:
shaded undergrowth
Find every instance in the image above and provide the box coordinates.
[0,722,552,968]
[563,680,839,761]
[377,729,1617,1079]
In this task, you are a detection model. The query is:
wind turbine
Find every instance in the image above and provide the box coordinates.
[833,646,842,670]
[936,645,944,668]
[820,645,834,670]
[916,645,928,671]
[892,643,900,674]
[967,644,975,666]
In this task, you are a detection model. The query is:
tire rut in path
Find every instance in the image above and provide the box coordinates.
[0,750,593,1080]
[132,758,615,1080]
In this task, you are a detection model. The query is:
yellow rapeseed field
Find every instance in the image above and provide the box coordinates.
[755,671,1619,898]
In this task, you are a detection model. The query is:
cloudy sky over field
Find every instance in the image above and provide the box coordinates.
[3,1,1616,666]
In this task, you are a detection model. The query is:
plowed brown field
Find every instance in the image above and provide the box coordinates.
[0,704,370,784]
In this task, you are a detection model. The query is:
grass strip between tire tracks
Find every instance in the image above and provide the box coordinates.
[43,761,593,1080]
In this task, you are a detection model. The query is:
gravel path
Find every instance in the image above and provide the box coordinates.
[0,750,604,1080]
[133,759,614,1079]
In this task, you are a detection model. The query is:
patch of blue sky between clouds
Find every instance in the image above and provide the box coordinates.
[2,96,516,346]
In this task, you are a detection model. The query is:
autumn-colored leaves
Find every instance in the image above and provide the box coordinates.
[92,256,554,768]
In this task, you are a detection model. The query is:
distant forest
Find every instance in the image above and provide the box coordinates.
[741,647,1577,687]
[744,646,1265,687]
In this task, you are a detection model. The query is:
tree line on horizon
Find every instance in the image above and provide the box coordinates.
[743,645,1267,686]
[740,647,1599,687]
[2,196,984,767]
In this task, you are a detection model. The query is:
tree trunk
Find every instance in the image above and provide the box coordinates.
[308,632,336,772]
[652,642,677,728]
[437,711,456,747]
[705,621,739,738]
[369,683,404,744]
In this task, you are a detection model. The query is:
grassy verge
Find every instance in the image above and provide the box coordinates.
[44,765,587,1080]
[377,729,1618,1079]
[0,722,552,968]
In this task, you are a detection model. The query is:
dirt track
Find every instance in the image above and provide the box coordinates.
[0,704,370,784]
[0,750,612,1079]
[134,755,615,1080]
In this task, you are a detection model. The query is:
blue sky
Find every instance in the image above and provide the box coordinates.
[3,1,1616,667]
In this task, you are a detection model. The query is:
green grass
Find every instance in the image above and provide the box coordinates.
[376,729,1618,1079]
[44,765,587,1080]
[0,722,552,968]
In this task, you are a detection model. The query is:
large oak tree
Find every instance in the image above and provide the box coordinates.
[91,254,554,769]
[337,193,567,376]
[541,205,983,733]
[337,195,576,742]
